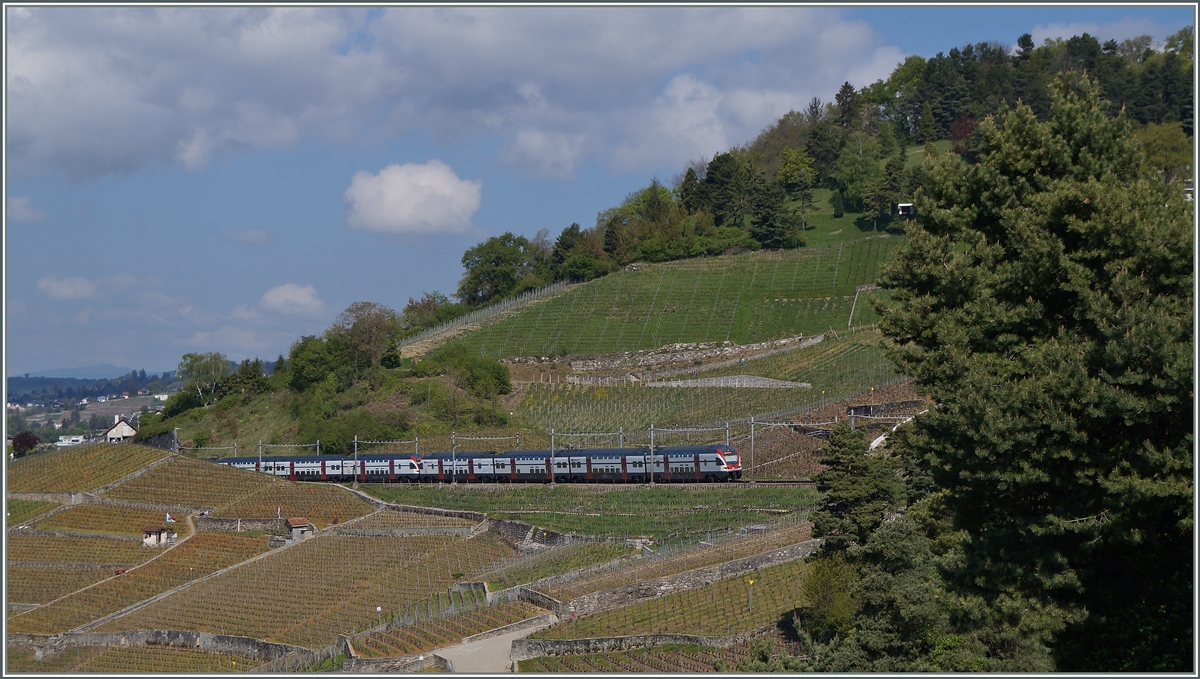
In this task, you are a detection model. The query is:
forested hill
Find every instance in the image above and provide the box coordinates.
[395,28,1193,340]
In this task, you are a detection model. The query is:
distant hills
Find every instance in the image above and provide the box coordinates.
[13,365,139,380]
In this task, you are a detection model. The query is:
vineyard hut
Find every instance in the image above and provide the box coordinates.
[287,517,312,541]
[143,525,167,547]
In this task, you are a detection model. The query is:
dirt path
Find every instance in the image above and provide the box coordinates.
[435,618,557,673]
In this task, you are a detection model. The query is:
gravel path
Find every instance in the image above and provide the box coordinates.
[436,618,557,673]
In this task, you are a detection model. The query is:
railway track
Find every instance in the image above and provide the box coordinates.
[365,479,816,490]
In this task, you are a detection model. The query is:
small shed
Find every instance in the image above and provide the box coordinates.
[896,203,916,217]
[287,517,312,541]
[104,418,138,443]
[143,526,167,547]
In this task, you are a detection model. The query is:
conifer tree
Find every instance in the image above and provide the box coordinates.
[876,74,1193,671]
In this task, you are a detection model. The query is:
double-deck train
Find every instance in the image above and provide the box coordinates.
[215,444,742,483]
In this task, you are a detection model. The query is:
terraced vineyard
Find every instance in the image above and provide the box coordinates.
[101,456,276,508]
[483,542,633,591]
[7,567,113,606]
[518,631,805,673]
[358,484,817,541]
[450,237,902,360]
[212,482,374,528]
[339,509,476,530]
[6,645,256,673]
[516,329,900,432]
[352,600,545,657]
[541,522,812,601]
[7,444,170,493]
[8,533,272,634]
[534,558,809,639]
[7,534,154,566]
[96,534,517,648]
[35,505,184,538]
[6,499,58,526]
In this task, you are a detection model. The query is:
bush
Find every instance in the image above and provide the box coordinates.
[163,390,203,418]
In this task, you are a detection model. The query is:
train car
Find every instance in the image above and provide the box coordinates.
[214,443,742,483]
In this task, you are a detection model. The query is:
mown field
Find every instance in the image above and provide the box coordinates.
[357,484,817,541]
[449,236,902,360]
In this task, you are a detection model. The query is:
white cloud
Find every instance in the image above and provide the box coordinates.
[37,275,97,300]
[344,160,481,234]
[7,196,44,222]
[260,283,323,316]
[225,228,271,244]
[6,6,902,180]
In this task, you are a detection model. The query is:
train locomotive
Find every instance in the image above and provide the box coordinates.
[216,444,742,483]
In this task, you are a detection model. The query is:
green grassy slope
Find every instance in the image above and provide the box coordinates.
[450,236,902,360]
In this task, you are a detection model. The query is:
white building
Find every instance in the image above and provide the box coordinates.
[104,417,137,443]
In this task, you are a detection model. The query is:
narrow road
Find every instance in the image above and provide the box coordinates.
[435,619,556,673]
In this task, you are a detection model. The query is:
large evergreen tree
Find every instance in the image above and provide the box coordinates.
[876,74,1193,671]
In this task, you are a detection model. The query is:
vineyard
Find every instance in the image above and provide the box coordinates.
[352,600,545,657]
[7,499,58,526]
[518,631,805,673]
[7,567,113,605]
[358,484,817,541]
[101,456,277,509]
[95,534,518,648]
[449,237,903,360]
[7,444,170,493]
[212,482,374,529]
[482,542,632,591]
[339,509,476,530]
[7,534,154,566]
[7,533,272,634]
[6,645,257,673]
[533,558,809,639]
[35,505,184,538]
[540,521,812,602]
[515,328,901,433]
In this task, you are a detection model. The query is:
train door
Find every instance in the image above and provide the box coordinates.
[468,457,476,482]
[289,460,296,482]
[437,458,445,482]
[694,453,702,481]
[585,456,593,481]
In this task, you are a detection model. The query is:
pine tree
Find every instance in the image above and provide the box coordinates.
[830,190,845,218]
[811,422,903,550]
[876,74,1193,671]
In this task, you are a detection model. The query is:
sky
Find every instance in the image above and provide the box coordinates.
[4,4,1194,377]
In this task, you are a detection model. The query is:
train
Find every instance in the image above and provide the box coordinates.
[215,444,742,483]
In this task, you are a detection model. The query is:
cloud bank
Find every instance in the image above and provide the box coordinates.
[7,7,903,181]
[8,196,45,222]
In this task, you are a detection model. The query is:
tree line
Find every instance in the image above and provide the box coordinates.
[744,74,1192,672]
[397,28,1192,339]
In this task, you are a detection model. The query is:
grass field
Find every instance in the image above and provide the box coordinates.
[448,237,902,361]
[534,557,809,639]
[211,482,374,529]
[357,484,817,541]
[352,600,544,658]
[101,456,277,509]
[7,534,155,566]
[6,499,58,526]
[96,533,517,648]
[6,645,256,673]
[7,444,170,493]
[7,533,272,635]
[35,505,186,538]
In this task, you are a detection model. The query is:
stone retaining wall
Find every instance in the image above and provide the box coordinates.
[6,491,206,516]
[7,630,303,664]
[196,517,286,533]
[510,625,772,661]
[8,528,143,542]
[342,652,453,673]
[326,526,474,538]
[460,612,558,645]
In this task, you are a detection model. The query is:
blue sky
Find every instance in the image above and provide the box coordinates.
[4,5,1193,377]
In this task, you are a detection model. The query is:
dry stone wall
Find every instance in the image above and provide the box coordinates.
[511,625,772,661]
